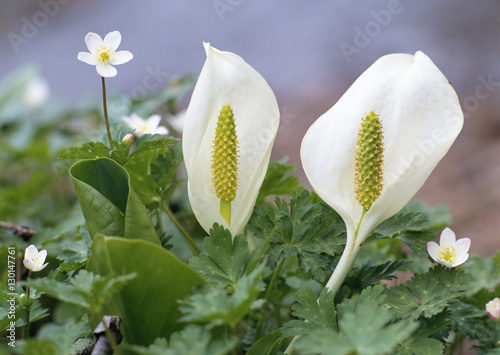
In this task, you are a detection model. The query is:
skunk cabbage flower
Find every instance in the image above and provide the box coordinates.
[427,228,470,267]
[183,43,279,236]
[122,113,169,136]
[77,31,133,78]
[23,245,48,272]
[301,51,463,293]
[486,298,500,321]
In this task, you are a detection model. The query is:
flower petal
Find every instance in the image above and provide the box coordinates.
[96,63,117,78]
[427,241,441,261]
[436,258,454,268]
[36,263,49,272]
[24,245,38,259]
[154,126,169,136]
[301,51,463,244]
[452,252,469,267]
[111,51,133,65]
[455,237,471,255]
[439,227,456,246]
[122,113,143,128]
[103,31,122,51]
[146,115,162,130]
[84,32,102,54]
[37,249,47,265]
[77,52,98,65]
[24,259,36,271]
[183,43,279,235]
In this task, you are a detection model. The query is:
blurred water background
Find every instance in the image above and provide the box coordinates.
[1,0,500,256]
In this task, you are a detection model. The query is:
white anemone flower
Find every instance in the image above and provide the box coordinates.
[183,43,279,236]
[301,51,463,294]
[23,245,48,272]
[77,31,133,78]
[122,113,169,137]
[486,298,500,321]
[427,228,471,267]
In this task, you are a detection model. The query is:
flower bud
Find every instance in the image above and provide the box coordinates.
[122,133,134,144]
[486,298,500,321]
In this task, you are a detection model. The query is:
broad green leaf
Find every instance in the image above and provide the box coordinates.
[344,260,407,294]
[394,337,444,355]
[448,302,488,339]
[463,254,500,297]
[70,157,160,245]
[189,223,247,288]
[384,265,470,320]
[87,235,205,345]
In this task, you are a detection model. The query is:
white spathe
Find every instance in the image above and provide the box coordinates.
[301,51,464,248]
[183,43,279,236]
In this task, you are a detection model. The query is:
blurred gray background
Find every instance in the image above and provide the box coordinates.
[1,0,499,255]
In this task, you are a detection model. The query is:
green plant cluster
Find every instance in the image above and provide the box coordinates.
[0,67,499,355]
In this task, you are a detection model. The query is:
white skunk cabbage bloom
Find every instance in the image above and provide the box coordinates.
[427,228,470,267]
[301,51,463,293]
[183,43,279,236]
[23,245,48,272]
[486,298,500,321]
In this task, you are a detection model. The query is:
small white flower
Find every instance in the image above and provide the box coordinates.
[23,245,48,272]
[427,228,470,267]
[77,31,133,78]
[486,298,500,321]
[24,76,50,109]
[122,113,169,137]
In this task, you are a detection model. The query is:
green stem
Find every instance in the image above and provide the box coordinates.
[23,271,31,339]
[255,257,286,341]
[220,199,232,226]
[101,77,114,149]
[163,206,201,256]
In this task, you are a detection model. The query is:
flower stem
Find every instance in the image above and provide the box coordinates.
[23,271,32,339]
[163,206,201,256]
[255,257,285,341]
[220,199,232,226]
[101,76,114,149]
[325,207,367,295]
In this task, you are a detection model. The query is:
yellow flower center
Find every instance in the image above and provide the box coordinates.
[95,45,115,64]
[211,105,240,202]
[354,110,384,210]
[440,245,456,264]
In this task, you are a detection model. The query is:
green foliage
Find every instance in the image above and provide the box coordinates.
[256,158,302,206]
[69,157,160,244]
[281,287,336,337]
[344,260,408,294]
[27,270,135,314]
[179,264,265,327]
[294,286,417,355]
[130,325,236,355]
[248,190,345,280]
[87,235,205,345]
[384,265,470,320]
[189,224,248,288]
